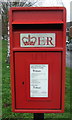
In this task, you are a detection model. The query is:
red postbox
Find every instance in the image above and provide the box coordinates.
[9,7,66,113]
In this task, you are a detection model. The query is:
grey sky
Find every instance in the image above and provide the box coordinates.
[70,1,72,21]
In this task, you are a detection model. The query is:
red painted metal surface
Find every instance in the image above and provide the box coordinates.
[15,52,61,108]
[9,7,66,113]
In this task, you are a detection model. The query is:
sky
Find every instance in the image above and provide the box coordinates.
[70,1,72,21]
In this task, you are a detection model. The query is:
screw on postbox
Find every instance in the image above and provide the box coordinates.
[9,7,66,113]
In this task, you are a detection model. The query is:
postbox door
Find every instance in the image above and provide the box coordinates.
[14,51,61,110]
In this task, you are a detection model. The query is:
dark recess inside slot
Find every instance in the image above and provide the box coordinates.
[12,24,63,30]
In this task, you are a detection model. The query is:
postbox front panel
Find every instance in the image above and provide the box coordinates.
[14,52,61,109]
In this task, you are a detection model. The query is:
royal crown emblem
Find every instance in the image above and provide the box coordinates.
[22,35,37,45]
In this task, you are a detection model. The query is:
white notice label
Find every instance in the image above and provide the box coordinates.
[30,64,48,97]
[20,33,55,47]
